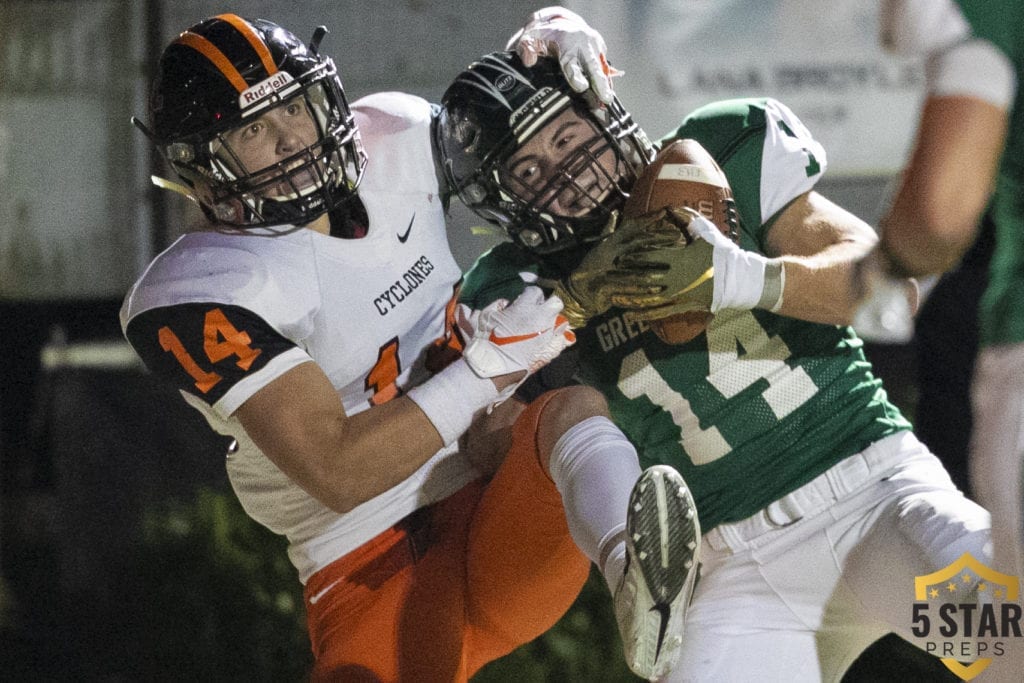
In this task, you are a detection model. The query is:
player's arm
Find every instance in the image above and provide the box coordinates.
[127,290,571,513]
[762,190,883,326]
[124,303,476,513]
[875,0,1015,277]
[235,361,516,512]
[239,286,575,513]
[238,288,572,512]
[611,196,884,328]
[704,189,907,329]
[879,94,1009,276]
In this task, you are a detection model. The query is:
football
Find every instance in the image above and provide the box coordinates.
[621,139,737,345]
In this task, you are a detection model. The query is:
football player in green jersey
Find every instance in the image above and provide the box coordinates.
[856,0,1024,622]
[437,50,995,680]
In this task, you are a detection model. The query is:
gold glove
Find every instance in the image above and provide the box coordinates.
[609,207,717,322]
[553,208,708,328]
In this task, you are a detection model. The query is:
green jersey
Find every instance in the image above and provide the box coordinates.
[461,98,910,531]
[954,0,1024,346]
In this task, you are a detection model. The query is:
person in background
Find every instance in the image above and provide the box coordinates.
[120,10,698,682]
[439,44,994,680]
[855,0,1023,596]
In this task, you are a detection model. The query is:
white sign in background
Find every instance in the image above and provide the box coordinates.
[584,0,926,176]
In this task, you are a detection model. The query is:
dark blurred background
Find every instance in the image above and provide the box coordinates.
[0,1,963,680]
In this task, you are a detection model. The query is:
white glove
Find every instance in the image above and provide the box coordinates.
[407,290,572,439]
[507,6,618,103]
[684,209,785,313]
[462,286,575,406]
[851,248,923,343]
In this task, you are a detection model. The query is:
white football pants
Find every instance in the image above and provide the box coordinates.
[669,431,999,683]
[971,342,1024,679]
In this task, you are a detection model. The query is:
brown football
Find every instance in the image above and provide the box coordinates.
[622,139,736,345]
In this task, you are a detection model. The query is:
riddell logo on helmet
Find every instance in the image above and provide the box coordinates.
[239,72,296,109]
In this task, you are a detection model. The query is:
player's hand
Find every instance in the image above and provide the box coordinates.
[850,248,921,343]
[507,6,619,103]
[599,208,716,319]
[626,208,784,320]
[553,211,679,327]
[461,286,576,384]
[557,206,716,327]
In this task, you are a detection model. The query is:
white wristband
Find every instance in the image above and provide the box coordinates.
[406,358,499,445]
[711,247,761,312]
[712,247,785,313]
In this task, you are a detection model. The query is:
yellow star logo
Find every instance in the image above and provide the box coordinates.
[914,553,1023,682]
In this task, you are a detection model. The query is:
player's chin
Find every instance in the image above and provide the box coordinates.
[267,174,321,201]
[649,311,714,345]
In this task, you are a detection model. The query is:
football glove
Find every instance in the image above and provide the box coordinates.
[507,6,619,104]
[850,247,922,343]
[462,286,576,380]
[553,210,691,328]
[624,208,785,321]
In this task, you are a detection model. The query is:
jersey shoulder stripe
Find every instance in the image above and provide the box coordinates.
[663,97,826,249]
[124,302,302,407]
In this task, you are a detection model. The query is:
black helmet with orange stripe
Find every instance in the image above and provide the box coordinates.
[134,14,366,229]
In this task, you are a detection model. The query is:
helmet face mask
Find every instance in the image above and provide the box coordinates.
[139,15,367,230]
[438,51,654,257]
[200,82,359,227]
[496,101,636,252]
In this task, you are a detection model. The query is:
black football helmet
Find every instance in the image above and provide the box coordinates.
[134,14,366,229]
[437,51,655,255]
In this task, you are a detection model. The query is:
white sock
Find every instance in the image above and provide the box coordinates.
[598,530,629,595]
[547,416,641,594]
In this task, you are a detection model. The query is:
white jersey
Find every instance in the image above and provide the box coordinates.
[121,93,475,582]
[881,0,1017,108]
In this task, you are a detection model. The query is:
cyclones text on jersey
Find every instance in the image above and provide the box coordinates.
[373,255,436,315]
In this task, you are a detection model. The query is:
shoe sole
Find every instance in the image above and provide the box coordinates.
[626,465,701,675]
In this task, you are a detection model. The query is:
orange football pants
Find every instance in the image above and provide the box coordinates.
[303,390,591,682]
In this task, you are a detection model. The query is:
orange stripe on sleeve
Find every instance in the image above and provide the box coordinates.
[175,32,248,93]
[216,14,278,76]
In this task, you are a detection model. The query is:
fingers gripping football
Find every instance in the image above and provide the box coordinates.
[507,6,619,103]
[606,208,717,317]
[461,286,576,381]
[622,207,784,321]
[552,211,691,328]
[557,206,716,327]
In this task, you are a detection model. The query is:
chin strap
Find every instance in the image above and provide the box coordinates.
[150,175,199,203]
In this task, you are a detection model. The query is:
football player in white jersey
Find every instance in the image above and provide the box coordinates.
[120,11,698,682]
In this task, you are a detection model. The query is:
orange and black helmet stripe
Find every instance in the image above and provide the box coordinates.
[215,14,277,76]
[173,14,278,94]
